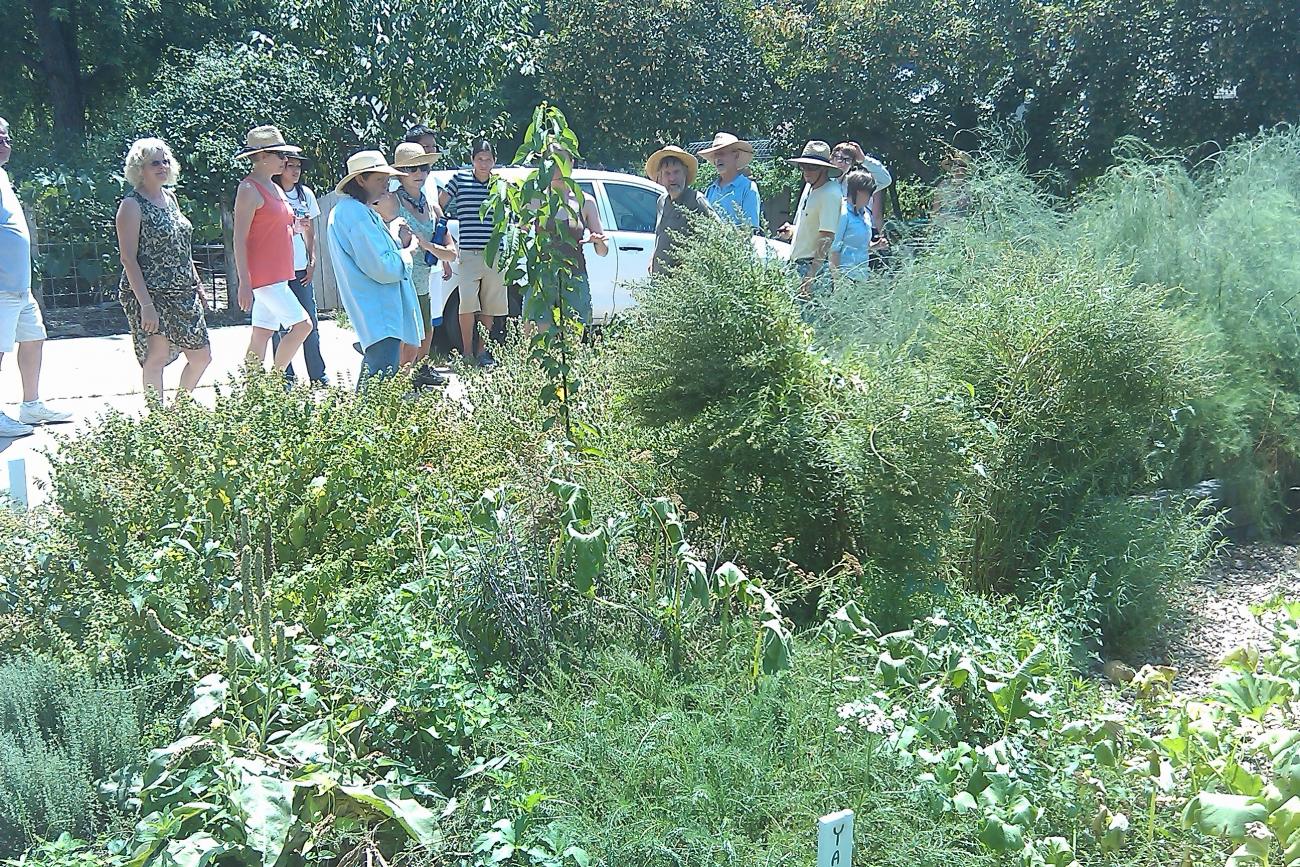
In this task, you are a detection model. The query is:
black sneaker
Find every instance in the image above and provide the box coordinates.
[412,367,448,389]
[476,350,497,368]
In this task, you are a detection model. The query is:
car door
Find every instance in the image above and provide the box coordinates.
[575,181,617,323]
[598,180,660,319]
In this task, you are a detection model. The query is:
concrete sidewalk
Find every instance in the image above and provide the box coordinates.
[0,321,376,507]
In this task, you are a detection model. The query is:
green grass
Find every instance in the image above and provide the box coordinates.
[486,643,995,867]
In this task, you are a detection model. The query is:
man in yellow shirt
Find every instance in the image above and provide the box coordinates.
[780,141,845,293]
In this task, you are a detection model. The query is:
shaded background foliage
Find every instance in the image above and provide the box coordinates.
[3,0,1295,181]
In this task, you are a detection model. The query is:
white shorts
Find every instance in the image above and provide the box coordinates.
[250,281,308,330]
[0,290,47,354]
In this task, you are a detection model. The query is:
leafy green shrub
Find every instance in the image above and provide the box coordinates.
[616,223,850,577]
[921,247,1207,592]
[1041,494,1221,661]
[1068,129,1300,533]
[0,657,145,854]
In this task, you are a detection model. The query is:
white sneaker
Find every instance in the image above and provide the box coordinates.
[18,400,72,425]
[0,412,34,438]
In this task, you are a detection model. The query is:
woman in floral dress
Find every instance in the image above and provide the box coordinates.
[115,137,210,400]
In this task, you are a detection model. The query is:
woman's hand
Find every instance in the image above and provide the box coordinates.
[238,284,254,312]
[139,299,160,333]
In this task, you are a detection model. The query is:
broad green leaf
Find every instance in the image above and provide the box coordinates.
[161,833,232,867]
[761,621,792,674]
[228,757,297,867]
[341,783,442,849]
[977,816,1023,852]
[1267,796,1300,866]
[566,524,606,596]
[1100,811,1129,853]
[269,718,333,766]
[1182,792,1269,841]
[178,673,228,734]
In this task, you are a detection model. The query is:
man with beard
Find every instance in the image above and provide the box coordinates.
[646,145,716,273]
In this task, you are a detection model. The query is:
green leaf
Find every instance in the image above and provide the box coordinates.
[761,620,792,674]
[228,757,297,867]
[1182,792,1269,841]
[178,673,228,734]
[1100,811,1129,853]
[269,718,334,766]
[340,783,442,849]
[160,833,232,867]
[977,816,1023,852]
[566,524,606,596]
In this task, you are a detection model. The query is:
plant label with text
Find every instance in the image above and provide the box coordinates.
[817,809,854,867]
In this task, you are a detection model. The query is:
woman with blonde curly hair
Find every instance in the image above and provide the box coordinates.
[115,137,211,399]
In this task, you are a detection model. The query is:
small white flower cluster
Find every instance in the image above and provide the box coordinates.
[835,693,908,736]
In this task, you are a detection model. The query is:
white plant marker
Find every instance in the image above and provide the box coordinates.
[6,458,27,510]
[817,809,854,867]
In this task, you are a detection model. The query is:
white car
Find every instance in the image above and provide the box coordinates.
[428,167,789,325]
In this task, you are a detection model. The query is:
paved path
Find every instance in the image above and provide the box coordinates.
[0,321,411,507]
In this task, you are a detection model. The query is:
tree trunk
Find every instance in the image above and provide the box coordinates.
[221,201,238,309]
[28,0,85,143]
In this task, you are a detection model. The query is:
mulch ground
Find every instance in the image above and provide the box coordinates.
[1150,539,1300,695]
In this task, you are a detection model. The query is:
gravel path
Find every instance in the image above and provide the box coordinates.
[1153,539,1300,695]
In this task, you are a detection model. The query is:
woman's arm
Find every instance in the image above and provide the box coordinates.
[582,198,609,257]
[339,202,411,284]
[231,180,263,311]
[115,196,159,331]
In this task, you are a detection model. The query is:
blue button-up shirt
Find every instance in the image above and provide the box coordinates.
[327,196,424,348]
[705,174,761,231]
[831,205,874,277]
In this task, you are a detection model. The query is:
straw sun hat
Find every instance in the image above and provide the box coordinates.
[644,145,699,185]
[393,141,441,168]
[335,150,407,193]
[234,125,302,159]
[698,132,754,169]
[787,140,843,177]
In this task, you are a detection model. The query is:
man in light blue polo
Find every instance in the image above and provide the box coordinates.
[0,116,71,438]
[701,133,761,233]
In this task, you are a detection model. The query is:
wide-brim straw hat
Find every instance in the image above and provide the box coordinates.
[699,132,754,169]
[645,145,698,186]
[788,140,842,177]
[393,141,441,168]
[235,125,302,159]
[335,150,407,193]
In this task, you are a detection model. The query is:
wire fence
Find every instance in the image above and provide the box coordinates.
[33,239,232,313]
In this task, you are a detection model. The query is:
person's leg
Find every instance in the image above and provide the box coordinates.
[270,328,286,378]
[272,319,312,372]
[141,334,171,399]
[178,345,212,393]
[247,327,274,364]
[358,337,400,389]
[16,339,42,402]
[291,273,327,383]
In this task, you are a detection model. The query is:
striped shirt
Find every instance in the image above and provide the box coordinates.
[443,168,493,250]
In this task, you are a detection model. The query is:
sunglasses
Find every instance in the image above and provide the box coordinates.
[284,161,304,170]
[149,157,172,167]
[405,164,431,173]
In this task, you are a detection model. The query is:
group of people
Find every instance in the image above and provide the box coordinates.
[0,116,897,434]
[646,134,893,293]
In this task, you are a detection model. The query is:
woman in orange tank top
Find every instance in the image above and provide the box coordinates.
[232,126,314,374]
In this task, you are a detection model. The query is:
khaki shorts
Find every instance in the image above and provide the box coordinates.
[456,249,508,317]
